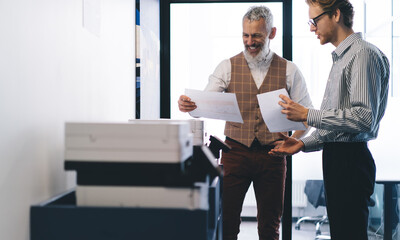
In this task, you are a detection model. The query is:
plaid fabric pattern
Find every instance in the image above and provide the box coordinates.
[224,52,287,147]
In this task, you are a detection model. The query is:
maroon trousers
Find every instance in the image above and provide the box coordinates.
[222,138,286,240]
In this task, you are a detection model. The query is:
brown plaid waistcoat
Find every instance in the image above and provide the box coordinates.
[224,52,288,147]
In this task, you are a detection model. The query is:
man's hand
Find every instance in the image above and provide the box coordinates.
[269,133,304,157]
[178,95,197,112]
[279,94,309,122]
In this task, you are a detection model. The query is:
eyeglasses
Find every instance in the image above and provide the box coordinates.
[308,11,329,27]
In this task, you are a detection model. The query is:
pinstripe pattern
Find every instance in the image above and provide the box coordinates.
[225,52,287,147]
[302,33,390,152]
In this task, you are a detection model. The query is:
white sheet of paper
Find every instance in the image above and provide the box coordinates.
[257,88,306,132]
[185,89,243,123]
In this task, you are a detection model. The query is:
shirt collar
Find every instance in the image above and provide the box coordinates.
[332,32,362,59]
[263,49,274,64]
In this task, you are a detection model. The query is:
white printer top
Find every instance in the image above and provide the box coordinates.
[65,120,193,163]
[128,119,206,146]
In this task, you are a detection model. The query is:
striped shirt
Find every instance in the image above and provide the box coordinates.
[302,32,390,152]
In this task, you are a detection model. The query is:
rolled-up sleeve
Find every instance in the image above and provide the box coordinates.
[204,59,231,92]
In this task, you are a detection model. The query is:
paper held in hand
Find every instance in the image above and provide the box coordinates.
[185,89,244,123]
[257,88,306,132]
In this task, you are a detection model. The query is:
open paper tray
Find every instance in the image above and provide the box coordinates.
[75,183,210,210]
[65,145,221,187]
[64,160,200,187]
[30,178,221,240]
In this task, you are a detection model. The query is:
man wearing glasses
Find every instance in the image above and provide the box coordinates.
[269,0,390,239]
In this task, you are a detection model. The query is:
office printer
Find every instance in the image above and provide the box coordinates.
[64,120,222,210]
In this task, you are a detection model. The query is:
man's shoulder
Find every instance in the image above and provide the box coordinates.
[272,53,288,63]
[352,38,384,56]
[230,52,244,60]
[285,59,300,71]
[342,39,390,79]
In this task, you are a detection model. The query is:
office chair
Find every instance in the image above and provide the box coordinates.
[295,180,330,239]
[296,180,376,240]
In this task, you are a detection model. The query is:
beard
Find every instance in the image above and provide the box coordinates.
[243,43,270,64]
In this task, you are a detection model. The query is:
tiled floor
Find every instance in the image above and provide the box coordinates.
[237,221,389,240]
[238,221,330,240]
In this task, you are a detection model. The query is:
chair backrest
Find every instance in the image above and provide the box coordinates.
[304,180,326,208]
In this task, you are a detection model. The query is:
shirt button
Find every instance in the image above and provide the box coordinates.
[256,105,259,108]
[255,116,259,120]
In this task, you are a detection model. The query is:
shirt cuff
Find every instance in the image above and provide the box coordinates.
[307,108,323,129]
[301,135,323,152]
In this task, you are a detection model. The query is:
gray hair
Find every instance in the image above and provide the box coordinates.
[243,6,274,33]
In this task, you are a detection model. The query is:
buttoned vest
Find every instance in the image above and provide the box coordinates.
[224,52,287,147]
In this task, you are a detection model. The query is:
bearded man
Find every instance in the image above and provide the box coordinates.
[178,6,313,240]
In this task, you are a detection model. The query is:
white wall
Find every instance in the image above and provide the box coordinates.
[0,0,135,239]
